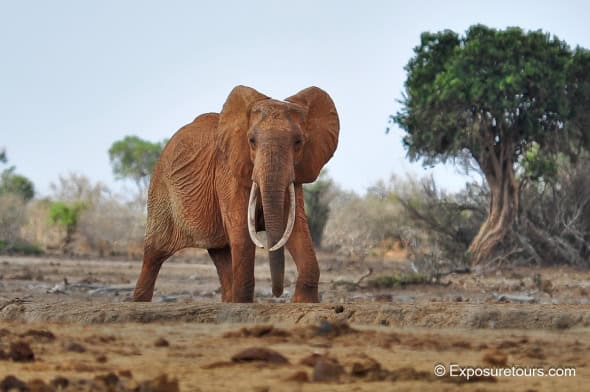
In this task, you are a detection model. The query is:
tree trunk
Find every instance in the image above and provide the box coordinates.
[468,139,519,266]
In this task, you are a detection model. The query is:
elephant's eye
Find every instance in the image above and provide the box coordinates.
[294,138,302,147]
[248,136,256,146]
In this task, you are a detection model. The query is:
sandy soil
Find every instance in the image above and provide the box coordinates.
[0,254,589,391]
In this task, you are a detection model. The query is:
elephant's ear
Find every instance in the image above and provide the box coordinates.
[286,87,340,184]
[217,85,269,186]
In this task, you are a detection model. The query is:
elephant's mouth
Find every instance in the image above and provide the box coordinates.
[247,182,295,251]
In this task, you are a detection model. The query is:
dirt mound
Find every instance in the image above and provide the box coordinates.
[1,300,589,329]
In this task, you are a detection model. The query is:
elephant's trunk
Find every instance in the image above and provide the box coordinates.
[247,181,295,298]
[262,185,286,297]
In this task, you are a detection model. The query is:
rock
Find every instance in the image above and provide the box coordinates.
[285,371,309,382]
[64,342,86,353]
[312,320,355,338]
[223,325,291,338]
[49,377,69,390]
[231,347,289,364]
[0,375,29,392]
[138,374,179,392]
[350,355,382,377]
[118,370,133,378]
[154,337,170,347]
[334,305,344,314]
[95,373,119,386]
[300,353,323,367]
[20,329,55,342]
[312,357,344,382]
[553,314,575,330]
[9,341,35,362]
[27,379,53,392]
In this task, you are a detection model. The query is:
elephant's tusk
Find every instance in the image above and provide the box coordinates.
[269,183,296,252]
[247,182,265,249]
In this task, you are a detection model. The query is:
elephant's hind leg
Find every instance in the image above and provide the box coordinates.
[133,244,172,302]
[208,247,233,302]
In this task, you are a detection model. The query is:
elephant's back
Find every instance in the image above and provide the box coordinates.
[159,112,219,177]
[149,112,227,248]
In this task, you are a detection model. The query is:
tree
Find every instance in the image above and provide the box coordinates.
[49,201,86,254]
[0,149,35,201]
[392,25,590,265]
[108,136,167,200]
[0,169,35,202]
[303,170,334,246]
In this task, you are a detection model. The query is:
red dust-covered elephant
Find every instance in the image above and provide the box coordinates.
[133,86,339,303]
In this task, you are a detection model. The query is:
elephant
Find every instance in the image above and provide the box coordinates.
[132,85,339,303]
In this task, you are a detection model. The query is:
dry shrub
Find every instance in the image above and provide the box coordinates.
[20,199,63,251]
[395,176,485,272]
[0,193,26,245]
[323,177,411,261]
[78,196,145,257]
[21,173,147,258]
[513,159,590,267]
[323,175,485,277]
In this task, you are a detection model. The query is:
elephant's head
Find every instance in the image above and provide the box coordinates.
[217,85,339,297]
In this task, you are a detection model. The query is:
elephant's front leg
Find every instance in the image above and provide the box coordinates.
[286,184,320,303]
[217,179,257,303]
[228,234,256,302]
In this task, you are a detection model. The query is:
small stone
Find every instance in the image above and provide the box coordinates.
[95,354,108,363]
[0,375,28,391]
[312,358,344,382]
[231,347,289,364]
[300,353,323,367]
[27,379,53,392]
[9,341,35,362]
[139,374,179,392]
[285,371,309,382]
[154,337,170,347]
[553,315,574,330]
[350,355,382,377]
[64,342,86,353]
[95,373,119,386]
[334,305,344,314]
[118,370,133,378]
[20,329,56,342]
[49,377,69,389]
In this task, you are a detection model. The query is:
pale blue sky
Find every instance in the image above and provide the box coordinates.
[1,1,589,197]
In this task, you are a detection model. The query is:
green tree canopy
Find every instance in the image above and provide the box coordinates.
[108,135,167,198]
[0,149,35,201]
[392,25,590,265]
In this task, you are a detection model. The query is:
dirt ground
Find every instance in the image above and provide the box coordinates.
[0,253,589,391]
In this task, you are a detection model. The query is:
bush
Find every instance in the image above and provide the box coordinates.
[303,171,335,247]
[0,239,43,255]
[323,177,407,260]
[512,158,590,267]
[44,173,146,257]
[395,176,486,271]
[0,193,26,246]
[49,201,86,254]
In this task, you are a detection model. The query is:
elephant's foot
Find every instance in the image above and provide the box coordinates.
[231,281,255,303]
[132,286,154,302]
[292,281,319,303]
